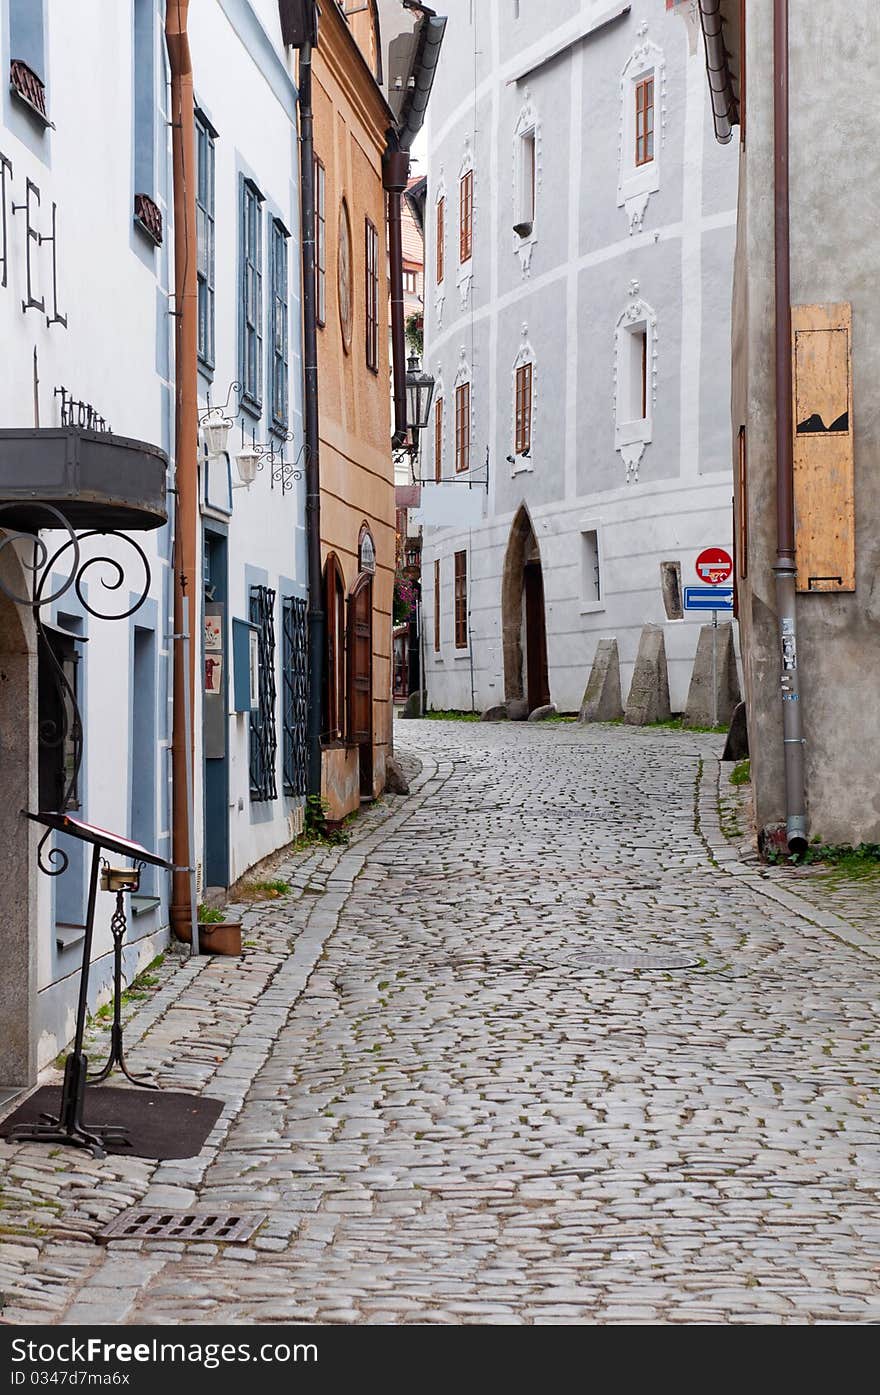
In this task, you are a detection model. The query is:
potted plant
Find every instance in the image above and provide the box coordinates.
[177,904,242,956]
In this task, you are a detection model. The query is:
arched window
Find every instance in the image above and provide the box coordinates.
[323,554,346,742]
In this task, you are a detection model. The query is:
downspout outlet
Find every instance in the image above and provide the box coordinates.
[786,814,808,856]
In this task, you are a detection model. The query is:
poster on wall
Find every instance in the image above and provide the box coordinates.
[204,654,223,694]
[204,614,222,651]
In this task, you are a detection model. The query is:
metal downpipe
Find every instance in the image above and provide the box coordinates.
[298,43,325,800]
[773,0,808,853]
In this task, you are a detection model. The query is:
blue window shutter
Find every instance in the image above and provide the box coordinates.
[232,619,255,713]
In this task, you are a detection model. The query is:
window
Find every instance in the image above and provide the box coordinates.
[434,558,441,652]
[582,531,601,606]
[38,625,83,813]
[455,381,470,473]
[515,128,536,235]
[365,218,379,372]
[196,112,216,371]
[635,76,654,167]
[434,396,443,482]
[249,585,277,801]
[323,556,346,742]
[459,169,473,263]
[436,196,445,284]
[403,269,418,294]
[314,155,326,326]
[10,0,48,121]
[515,362,532,456]
[270,219,290,430]
[241,178,264,412]
[620,323,648,426]
[454,551,467,649]
[282,596,308,797]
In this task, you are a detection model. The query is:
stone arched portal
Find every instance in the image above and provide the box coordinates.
[501,506,550,713]
[0,546,38,1086]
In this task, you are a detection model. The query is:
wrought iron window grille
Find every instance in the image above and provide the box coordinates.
[249,584,277,802]
[282,595,308,798]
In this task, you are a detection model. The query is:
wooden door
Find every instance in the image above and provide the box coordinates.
[524,562,550,711]
[346,574,373,746]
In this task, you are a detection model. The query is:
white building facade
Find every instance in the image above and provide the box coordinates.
[0,0,306,1080]
[416,0,739,715]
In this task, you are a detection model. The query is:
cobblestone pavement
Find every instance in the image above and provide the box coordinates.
[1,720,879,1325]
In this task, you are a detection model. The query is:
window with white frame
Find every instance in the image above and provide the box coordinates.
[617,27,664,234]
[614,287,657,483]
[581,529,602,607]
[514,127,536,236]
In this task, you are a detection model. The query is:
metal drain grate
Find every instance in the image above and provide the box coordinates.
[565,951,701,971]
[99,1209,266,1244]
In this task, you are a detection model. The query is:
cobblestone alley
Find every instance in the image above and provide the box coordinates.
[1,720,879,1325]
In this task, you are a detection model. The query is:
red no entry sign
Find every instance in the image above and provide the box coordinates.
[695,547,733,585]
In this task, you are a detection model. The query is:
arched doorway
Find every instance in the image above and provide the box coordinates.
[348,570,373,797]
[0,552,37,1086]
[502,506,550,712]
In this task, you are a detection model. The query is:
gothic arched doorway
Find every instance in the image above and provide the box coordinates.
[502,506,549,712]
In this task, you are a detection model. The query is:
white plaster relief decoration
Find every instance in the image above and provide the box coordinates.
[668,0,702,56]
[617,22,666,234]
[456,138,474,310]
[613,280,658,484]
[511,89,541,276]
[434,168,447,328]
[510,324,536,474]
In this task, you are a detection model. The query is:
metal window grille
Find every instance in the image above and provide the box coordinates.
[241,179,263,411]
[365,218,379,372]
[270,220,289,430]
[196,113,216,371]
[314,156,326,326]
[282,596,308,798]
[249,585,277,801]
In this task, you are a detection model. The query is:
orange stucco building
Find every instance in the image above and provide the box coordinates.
[311,2,396,818]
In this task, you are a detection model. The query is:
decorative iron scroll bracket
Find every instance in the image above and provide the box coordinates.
[0,502,151,877]
[0,150,12,289]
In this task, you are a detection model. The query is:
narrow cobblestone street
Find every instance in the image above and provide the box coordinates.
[1,720,879,1325]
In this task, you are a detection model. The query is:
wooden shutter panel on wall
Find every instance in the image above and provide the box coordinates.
[791,302,855,592]
[347,577,372,745]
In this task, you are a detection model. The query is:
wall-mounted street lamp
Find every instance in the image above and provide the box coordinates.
[405,354,436,437]
[198,382,305,496]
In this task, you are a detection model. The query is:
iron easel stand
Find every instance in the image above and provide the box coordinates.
[7,845,129,1159]
[88,881,158,1091]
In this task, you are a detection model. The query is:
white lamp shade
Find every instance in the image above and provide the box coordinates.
[235,445,260,487]
[202,414,231,457]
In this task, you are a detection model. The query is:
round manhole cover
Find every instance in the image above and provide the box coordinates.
[564,951,701,972]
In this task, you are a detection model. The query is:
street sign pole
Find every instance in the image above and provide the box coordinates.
[712,609,718,728]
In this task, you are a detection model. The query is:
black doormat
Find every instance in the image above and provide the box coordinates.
[0,1087,225,1160]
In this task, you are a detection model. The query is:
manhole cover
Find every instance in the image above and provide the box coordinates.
[99,1209,266,1244]
[564,951,701,971]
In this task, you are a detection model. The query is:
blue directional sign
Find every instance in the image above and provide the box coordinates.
[684,586,734,612]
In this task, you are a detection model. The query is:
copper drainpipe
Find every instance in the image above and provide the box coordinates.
[773,0,807,852]
[166,0,200,933]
